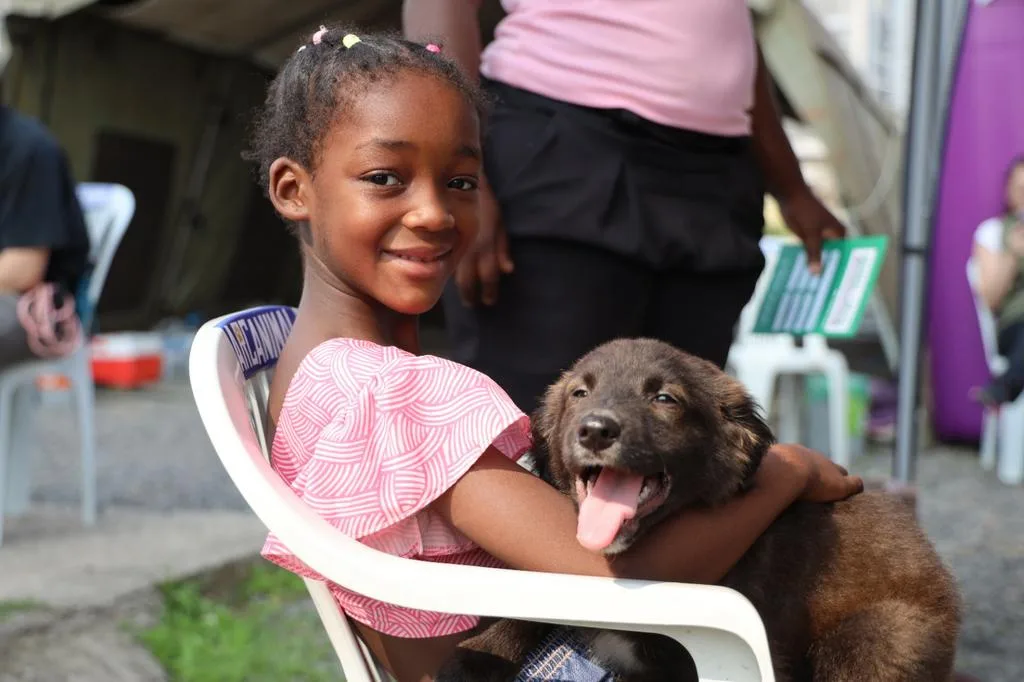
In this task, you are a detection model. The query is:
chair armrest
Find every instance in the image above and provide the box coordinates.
[232,440,773,680]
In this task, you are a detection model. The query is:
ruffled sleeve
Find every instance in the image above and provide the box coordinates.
[263,339,531,569]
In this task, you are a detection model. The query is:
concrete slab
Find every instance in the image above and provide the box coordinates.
[0,505,266,609]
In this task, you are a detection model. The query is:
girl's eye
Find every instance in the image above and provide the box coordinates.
[365,172,400,186]
[653,393,678,405]
[448,177,478,191]
[571,388,589,399]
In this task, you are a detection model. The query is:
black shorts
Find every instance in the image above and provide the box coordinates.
[443,80,767,415]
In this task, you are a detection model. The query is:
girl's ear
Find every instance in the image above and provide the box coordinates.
[268,157,312,224]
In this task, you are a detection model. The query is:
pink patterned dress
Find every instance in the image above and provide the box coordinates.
[261,338,532,638]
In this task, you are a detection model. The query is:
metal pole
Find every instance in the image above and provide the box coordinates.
[892,0,940,482]
[892,0,968,482]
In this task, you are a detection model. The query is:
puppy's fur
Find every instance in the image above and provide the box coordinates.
[437,339,961,682]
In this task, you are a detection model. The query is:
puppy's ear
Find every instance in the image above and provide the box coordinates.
[719,377,776,491]
[529,372,571,488]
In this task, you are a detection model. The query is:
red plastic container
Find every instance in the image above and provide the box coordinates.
[90,333,164,389]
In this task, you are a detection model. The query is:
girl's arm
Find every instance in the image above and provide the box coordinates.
[402,0,483,79]
[432,444,862,584]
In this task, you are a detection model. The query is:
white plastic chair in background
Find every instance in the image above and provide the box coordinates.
[190,306,777,682]
[966,259,1024,485]
[727,238,852,468]
[0,183,135,546]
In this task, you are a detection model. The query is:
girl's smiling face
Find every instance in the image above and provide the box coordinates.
[269,71,482,315]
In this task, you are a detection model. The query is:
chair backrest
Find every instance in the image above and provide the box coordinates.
[210,305,296,458]
[74,182,135,329]
[190,305,388,682]
[966,257,1004,370]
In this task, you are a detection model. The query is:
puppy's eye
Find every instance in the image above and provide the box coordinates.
[571,388,589,399]
[653,393,678,405]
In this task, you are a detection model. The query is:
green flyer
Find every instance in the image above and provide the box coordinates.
[752,235,888,338]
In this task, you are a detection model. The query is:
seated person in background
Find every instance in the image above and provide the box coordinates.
[973,155,1024,406]
[0,103,90,370]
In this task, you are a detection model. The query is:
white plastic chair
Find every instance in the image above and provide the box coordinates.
[966,259,1024,485]
[0,183,135,546]
[727,240,851,468]
[189,306,777,682]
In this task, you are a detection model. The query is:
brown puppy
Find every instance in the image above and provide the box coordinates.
[437,339,961,682]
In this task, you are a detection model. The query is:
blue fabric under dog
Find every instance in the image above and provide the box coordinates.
[514,628,616,682]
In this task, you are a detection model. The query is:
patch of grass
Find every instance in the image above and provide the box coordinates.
[0,599,47,622]
[138,561,340,682]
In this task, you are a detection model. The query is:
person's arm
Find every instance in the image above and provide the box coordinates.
[402,0,483,79]
[433,444,861,585]
[0,247,49,294]
[750,47,806,202]
[975,222,1024,311]
[750,46,846,272]
[975,243,1018,311]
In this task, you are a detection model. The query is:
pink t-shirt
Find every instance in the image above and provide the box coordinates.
[261,338,532,638]
[480,0,758,136]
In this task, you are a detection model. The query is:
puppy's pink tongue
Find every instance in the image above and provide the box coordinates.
[576,469,644,551]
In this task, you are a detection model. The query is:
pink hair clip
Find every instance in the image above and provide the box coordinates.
[425,43,442,54]
[311,25,328,45]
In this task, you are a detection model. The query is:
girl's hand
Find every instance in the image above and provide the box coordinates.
[762,443,864,503]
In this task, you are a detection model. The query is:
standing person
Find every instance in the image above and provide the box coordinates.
[403,0,847,415]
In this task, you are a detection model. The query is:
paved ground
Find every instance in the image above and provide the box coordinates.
[852,448,1024,682]
[0,593,168,682]
[0,505,265,608]
[4,378,1023,681]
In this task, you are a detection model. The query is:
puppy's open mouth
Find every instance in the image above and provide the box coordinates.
[573,466,671,553]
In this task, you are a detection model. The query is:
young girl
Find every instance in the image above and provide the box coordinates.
[248,26,863,682]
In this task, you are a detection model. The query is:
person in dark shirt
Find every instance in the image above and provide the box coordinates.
[0,104,90,368]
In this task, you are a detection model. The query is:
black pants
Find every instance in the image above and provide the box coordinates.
[444,81,766,416]
[991,321,1024,403]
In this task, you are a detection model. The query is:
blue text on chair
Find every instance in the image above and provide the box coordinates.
[217,306,297,379]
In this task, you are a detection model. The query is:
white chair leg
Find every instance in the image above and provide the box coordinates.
[997,399,1024,486]
[71,352,98,526]
[5,386,37,517]
[0,380,17,548]
[824,354,851,469]
[980,408,999,472]
[776,374,802,444]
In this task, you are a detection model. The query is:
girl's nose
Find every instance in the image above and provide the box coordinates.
[403,190,455,232]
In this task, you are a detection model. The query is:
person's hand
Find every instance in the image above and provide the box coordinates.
[779,187,847,274]
[1006,222,1024,258]
[455,183,514,306]
[762,442,864,503]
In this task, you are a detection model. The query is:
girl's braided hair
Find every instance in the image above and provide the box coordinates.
[244,26,489,198]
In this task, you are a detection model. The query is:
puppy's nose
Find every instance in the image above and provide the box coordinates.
[577,413,621,452]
